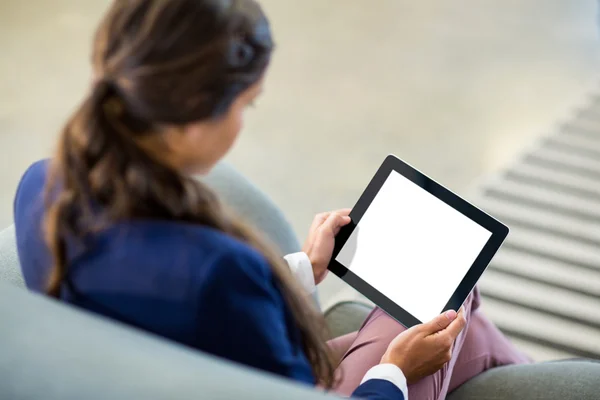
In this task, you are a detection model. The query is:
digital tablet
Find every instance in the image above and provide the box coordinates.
[329,155,508,328]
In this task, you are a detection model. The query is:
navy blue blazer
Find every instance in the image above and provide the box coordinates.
[14,160,404,400]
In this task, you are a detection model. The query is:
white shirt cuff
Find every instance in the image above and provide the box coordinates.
[283,252,316,294]
[361,364,408,399]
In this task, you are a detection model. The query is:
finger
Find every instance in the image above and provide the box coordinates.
[311,209,351,231]
[321,212,352,236]
[335,208,352,217]
[310,212,330,232]
[421,309,458,335]
[444,307,467,339]
[334,215,352,234]
[444,349,453,363]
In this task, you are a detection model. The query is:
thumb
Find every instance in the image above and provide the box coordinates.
[444,307,467,339]
[421,310,458,335]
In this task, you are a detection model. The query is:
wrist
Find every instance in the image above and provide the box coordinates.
[312,262,328,285]
[361,364,408,398]
[314,271,326,285]
[301,248,328,285]
[303,252,319,283]
[381,353,406,374]
[380,352,391,365]
[312,267,322,285]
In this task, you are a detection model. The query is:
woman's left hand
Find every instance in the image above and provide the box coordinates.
[302,209,352,285]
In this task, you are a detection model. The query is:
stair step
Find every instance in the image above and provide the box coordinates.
[530,144,600,173]
[504,163,600,198]
[482,180,600,221]
[480,196,600,245]
[478,269,600,328]
[502,226,600,272]
[554,127,600,151]
[480,298,600,359]
[489,247,600,297]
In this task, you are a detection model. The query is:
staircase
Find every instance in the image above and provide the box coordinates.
[475,98,600,361]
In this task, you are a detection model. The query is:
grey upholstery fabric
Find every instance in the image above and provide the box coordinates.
[448,360,600,400]
[3,284,598,400]
[0,225,23,288]
[324,301,373,339]
[202,163,300,256]
[0,282,336,400]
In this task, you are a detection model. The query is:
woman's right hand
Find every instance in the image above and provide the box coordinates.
[380,308,466,383]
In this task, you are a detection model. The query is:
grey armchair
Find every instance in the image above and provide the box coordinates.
[1,163,598,400]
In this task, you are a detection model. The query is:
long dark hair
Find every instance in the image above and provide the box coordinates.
[44,0,336,388]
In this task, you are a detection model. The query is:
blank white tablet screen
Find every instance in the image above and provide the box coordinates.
[336,171,492,323]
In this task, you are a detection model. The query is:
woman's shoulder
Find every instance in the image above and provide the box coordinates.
[14,159,49,215]
[13,158,265,263]
[13,159,273,291]
[18,159,48,183]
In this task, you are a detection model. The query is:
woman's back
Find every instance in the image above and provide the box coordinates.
[14,160,314,381]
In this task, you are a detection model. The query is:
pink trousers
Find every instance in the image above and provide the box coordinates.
[328,287,531,399]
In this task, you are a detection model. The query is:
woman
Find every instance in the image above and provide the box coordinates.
[13,1,528,399]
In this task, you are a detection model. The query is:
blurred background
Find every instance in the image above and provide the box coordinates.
[1,0,600,361]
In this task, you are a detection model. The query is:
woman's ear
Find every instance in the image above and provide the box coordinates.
[158,121,214,171]
[180,122,207,143]
[162,123,201,153]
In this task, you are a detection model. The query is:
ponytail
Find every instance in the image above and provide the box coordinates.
[45,79,121,297]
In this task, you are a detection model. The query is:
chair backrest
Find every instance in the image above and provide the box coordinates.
[0,282,337,400]
[0,170,329,399]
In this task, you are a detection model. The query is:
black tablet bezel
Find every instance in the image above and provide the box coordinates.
[328,155,509,328]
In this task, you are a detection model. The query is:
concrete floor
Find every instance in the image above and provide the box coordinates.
[1,0,600,306]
